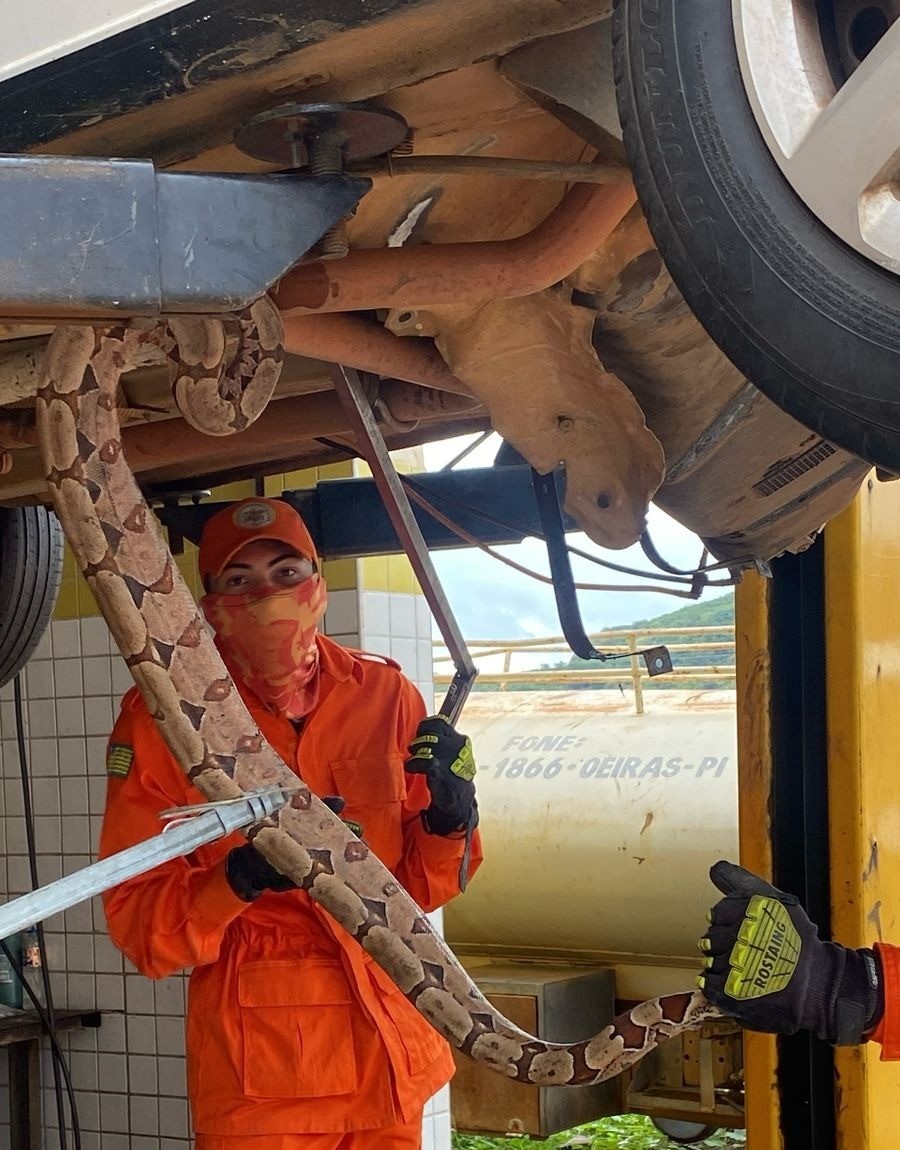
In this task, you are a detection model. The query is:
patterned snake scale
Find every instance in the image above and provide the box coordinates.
[34,296,722,1086]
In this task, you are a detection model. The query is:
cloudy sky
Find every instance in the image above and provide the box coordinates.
[420,432,733,642]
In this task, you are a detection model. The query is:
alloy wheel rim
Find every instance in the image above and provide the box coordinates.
[733,0,899,273]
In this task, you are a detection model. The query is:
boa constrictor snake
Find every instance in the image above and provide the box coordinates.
[34,296,723,1087]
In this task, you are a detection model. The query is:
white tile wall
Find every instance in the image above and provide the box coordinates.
[422,927,453,1149]
[360,589,437,711]
[360,589,391,641]
[0,588,448,1149]
[322,588,360,639]
[0,620,192,1150]
[321,586,360,651]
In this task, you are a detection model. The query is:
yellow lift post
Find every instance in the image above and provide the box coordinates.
[737,474,900,1149]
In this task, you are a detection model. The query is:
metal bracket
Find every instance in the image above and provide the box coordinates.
[234,102,409,170]
[532,468,673,676]
[234,102,407,261]
[0,155,369,319]
[148,488,212,556]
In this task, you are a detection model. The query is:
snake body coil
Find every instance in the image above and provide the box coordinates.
[35,302,721,1087]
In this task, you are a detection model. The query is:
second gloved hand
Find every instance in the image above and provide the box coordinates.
[225,842,295,902]
[698,861,882,1045]
[225,795,349,901]
[405,716,478,836]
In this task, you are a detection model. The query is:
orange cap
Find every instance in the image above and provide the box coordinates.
[198,497,317,582]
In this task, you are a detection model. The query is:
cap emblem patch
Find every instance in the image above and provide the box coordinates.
[233,502,276,530]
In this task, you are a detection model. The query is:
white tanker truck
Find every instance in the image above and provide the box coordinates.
[444,688,741,1144]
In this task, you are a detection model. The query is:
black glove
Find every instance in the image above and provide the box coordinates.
[698,861,882,1045]
[405,716,478,836]
[225,795,348,902]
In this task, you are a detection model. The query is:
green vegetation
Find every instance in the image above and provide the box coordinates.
[606,593,735,633]
[566,593,735,690]
[453,1115,746,1149]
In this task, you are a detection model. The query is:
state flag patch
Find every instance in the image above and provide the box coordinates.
[106,743,134,779]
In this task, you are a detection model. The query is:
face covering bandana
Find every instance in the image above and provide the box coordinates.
[202,575,328,719]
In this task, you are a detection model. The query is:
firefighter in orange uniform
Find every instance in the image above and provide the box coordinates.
[100,497,483,1149]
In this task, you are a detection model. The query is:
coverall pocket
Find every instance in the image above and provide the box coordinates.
[330,755,407,858]
[237,960,358,1099]
[329,756,406,806]
[376,974,450,1077]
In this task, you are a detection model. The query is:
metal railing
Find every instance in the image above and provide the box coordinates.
[433,626,736,715]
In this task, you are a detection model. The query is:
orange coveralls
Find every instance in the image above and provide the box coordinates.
[100,634,482,1143]
[872,943,900,1058]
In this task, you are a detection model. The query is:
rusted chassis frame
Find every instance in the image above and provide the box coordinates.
[0,150,632,324]
[0,159,636,491]
[0,1,612,161]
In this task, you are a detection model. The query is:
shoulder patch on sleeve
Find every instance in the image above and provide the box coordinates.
[106,743,134,779]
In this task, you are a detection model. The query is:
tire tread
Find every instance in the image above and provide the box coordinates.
[0,507,64,687]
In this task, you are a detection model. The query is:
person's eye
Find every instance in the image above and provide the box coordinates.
[226,574,247,588]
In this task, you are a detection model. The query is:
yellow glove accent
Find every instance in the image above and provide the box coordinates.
[724,894,801,1001]
[450,741,476,781]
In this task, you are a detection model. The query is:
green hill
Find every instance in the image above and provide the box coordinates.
[475,591,736,692]
[566,591,735,688]
[607,592,734,633]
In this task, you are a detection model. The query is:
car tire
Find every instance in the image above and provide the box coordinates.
[651,1117,720,1145]
[613,0,900,470]
[0,506,64,687]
